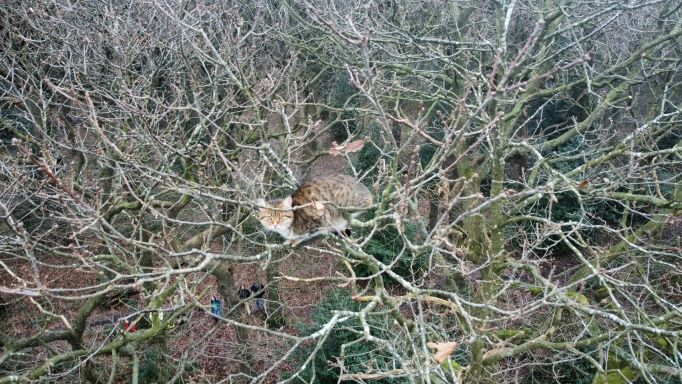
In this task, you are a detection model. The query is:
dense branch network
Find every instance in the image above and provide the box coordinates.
[0,0,680,383]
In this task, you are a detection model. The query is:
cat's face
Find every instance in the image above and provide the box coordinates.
[255,197,295,237]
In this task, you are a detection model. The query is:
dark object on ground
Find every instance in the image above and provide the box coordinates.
[254,297,266,315]
[0,296,7,319]
[250,282,266,316]
[210,296,222,321]
[250,283,264,298]
[238,285,251,314]
[238,285,250,300]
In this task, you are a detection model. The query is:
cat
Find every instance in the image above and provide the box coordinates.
[256,175,373,246]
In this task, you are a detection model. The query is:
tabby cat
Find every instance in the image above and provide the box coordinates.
[256,175,373,246]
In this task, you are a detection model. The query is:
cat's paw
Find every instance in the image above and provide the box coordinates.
[338,229,358,245]
[285,239,301,247]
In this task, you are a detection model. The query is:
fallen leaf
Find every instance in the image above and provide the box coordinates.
[329,139,366,155]
[427,341,458,363]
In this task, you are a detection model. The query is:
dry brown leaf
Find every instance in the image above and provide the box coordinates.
[427,341,458,363]
[328,139,365,155]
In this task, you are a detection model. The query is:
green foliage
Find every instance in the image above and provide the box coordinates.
[519,136,648,256]
[521,351,596,384]
[548,135,586,174]
[358,222,429,282]
[419,143,438,169]
[353,121,386,178]
[139,349,160,383]
[419,101,449,169]
[528,86,590,140]
[518,191,590,256]
[240,215,263,238]
[327,73,359,143]
[593,368,640,384]
[655,128,680,150]
[285,289,401,384]
[1,105,33,145]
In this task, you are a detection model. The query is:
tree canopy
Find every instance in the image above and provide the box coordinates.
[1,0,680,383]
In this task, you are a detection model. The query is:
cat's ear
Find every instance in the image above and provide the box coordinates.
[281,196,292,208]
[255,198,267,208]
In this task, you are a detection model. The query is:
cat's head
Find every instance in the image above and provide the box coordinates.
[255,197,295,238]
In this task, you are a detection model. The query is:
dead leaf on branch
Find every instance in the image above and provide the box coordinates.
[427,341,458,363]
[577,180,589,189]
[328,139,365,155]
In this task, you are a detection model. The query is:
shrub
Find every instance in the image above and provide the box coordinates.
[353,121,385,177]
[286,289,402,384]
[520,350,597,384]
[358,222,429,283]
[327,73,359,143]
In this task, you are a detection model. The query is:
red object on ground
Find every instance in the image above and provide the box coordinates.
[124,320,139,333]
